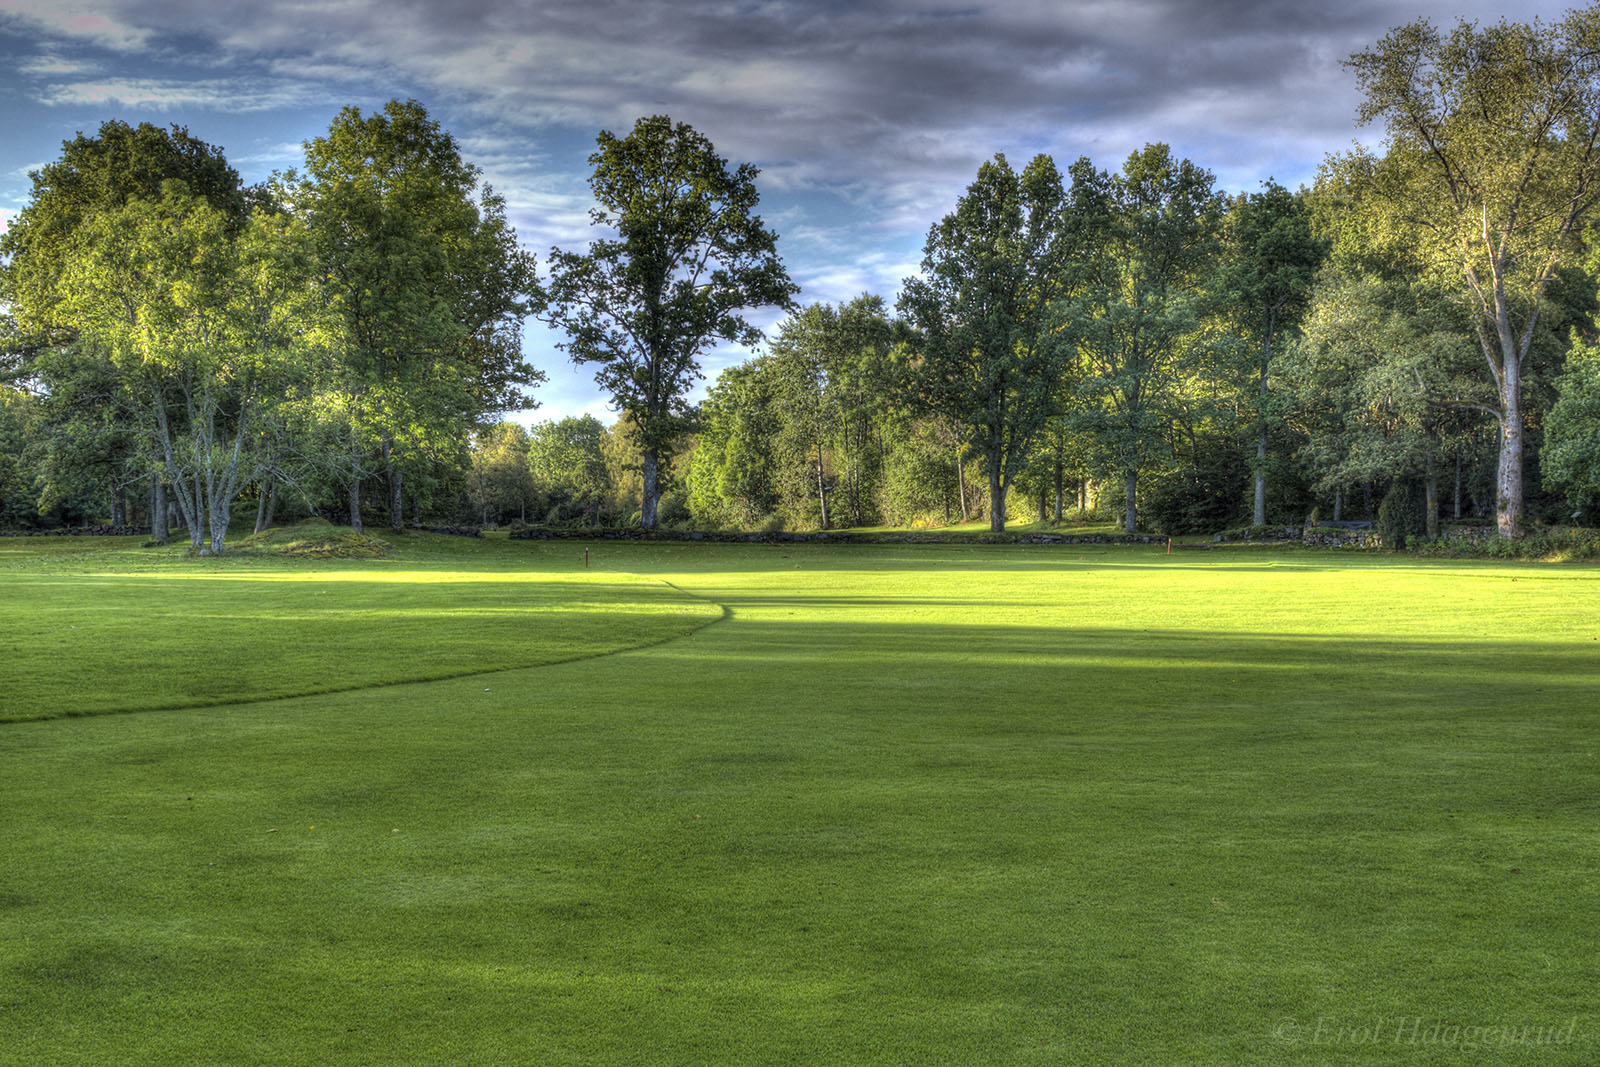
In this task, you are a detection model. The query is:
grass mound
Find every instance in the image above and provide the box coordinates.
[240,519,389,558]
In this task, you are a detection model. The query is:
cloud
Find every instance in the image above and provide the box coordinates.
[6,0,1577,211]
[0,206,14,235]
[229,141,308,166]
[33,76,321,112]
[0,0,150,50]
[15,54,95,77]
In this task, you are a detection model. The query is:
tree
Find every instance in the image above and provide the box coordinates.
[899,153,1080,532]
[1070,145,1226,534]
[0,384,44,529]
[297,99,542,532]
[0,121,249,539]
[467,421,536,525]
[545,115,797,530]
[1289,270,1486,537]
[1223,181,1323,525]
[1545,335,1600,518]
[527,415,610,521]
[56,184,313,552]
[0,121,248,349]
[1344,8,1600,535]
[685,361,784,528]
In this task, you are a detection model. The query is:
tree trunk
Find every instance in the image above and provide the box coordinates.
[1454,452,1463,520]
[1253,322,1273,527]
[1495,369,1523,536]
[109,485,126,531]
[349,479,363,532]
[988,461,1007,533]
[1053,458,1063,524]
[209,502,229,554]
[1079,478,1088,514]
[1038,480,1048,523]
[1425,459,1440,540]
[641,448,660,530]
[254,479,272,534]
[815,440,828,529]
[190,472,204,549]
[150,473,167,545]
[955,454,968,521]
[1333,487,1343,523]
[1253,425,1268,527]
[1123,470,1137,534]
[385,444,404,533]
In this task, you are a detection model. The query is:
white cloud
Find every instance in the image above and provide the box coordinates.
[230,141,308,166]
[16,55,95,77]
[35,77,321,112]
[0,0,150,50]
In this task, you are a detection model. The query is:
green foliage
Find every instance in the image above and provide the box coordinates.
[1287,268,1488,533]
[296,98,542,530]
[1376,480,1426,549]
[879,416,964,527]
[1069,144,1227,535]
[686,361,782,528]
[0,385,43,528]
[899,153,1080,532]
[1544,339,1600,515]
[1223,180,1325,524]
[526,415,610,515]
[1143,433,1250,535]
[468,421,538,525]
[546,115,797,529]
[1342,8,1600,534]
[1413,526,1600,561]
[0,120,246,346]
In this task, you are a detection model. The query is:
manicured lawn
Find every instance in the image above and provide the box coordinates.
[1,534,1596,1064]
[0,535,720,721]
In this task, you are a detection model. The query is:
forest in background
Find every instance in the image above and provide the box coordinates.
[6,10,1600,549]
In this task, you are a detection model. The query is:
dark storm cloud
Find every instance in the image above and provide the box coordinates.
[7,1,1575,195]
[0,0,1581,415]
[3,0,1580,274]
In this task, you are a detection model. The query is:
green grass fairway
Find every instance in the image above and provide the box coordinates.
[2,535,1597,1064]
[0,537,721,721]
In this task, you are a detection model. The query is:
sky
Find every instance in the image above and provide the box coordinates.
[0,0,1581,425]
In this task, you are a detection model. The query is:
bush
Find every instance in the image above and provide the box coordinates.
[1410,526,1600,560]
[1142,438,1249,535]
[1376,482,1426,550]
[656,492,691,529]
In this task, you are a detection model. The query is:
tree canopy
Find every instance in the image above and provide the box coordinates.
[545,115,797,530]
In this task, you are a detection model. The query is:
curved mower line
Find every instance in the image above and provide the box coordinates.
[7,579,733,725]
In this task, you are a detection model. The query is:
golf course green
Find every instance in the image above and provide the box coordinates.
[1,532,1595,1064]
